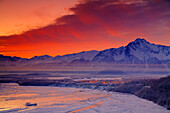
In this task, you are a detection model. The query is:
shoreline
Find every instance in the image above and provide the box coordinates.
[1,75,169,110]
[1,84,169,113]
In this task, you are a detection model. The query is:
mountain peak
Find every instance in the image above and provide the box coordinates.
[134,38,148,43]
[127,38,149,48]
[93,38,169,64]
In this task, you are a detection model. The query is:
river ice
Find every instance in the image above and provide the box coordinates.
[0,83,169,113]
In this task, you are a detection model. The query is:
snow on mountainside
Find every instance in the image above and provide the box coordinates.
[54,50,99,63]
[0,38,170,65]
[0,50,100,66]
[30,55,53,60]
[0,54,27,66]
[93,38,170,64]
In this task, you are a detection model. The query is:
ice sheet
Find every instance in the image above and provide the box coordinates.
[0,83,169,113]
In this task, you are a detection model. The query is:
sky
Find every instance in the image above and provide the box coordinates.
[0,0,170,58]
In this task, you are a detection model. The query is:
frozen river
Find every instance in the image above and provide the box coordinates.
[0,83,169,113]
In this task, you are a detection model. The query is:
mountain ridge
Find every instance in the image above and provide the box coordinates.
[0,38,170,65]
[92,38,170,64]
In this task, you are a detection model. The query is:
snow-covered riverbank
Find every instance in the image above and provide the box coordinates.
[0,83,169,113]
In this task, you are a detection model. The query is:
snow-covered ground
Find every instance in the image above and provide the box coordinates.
[0,83,169,113]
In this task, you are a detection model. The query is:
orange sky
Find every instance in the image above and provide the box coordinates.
[0,0,170,58]
[0,0,78,36]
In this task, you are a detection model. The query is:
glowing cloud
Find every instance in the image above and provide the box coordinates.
[0,0,170,58]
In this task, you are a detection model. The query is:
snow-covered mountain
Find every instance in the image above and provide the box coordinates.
[30,55,53,60]
[93,38,170,64]
[0,38,170,66]
[54,50,99,64]
[0,50,99,66]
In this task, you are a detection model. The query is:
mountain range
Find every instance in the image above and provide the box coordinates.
[0,38,170,66]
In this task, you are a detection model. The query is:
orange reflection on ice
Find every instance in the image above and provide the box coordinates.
[68,101,104,113]
[0,84,108,112]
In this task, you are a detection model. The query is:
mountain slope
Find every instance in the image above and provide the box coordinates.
[0,50,99,66]
[112,76,170,110]
[93,38,170,64]
[54,50,99,64]
[0,54,27,66]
